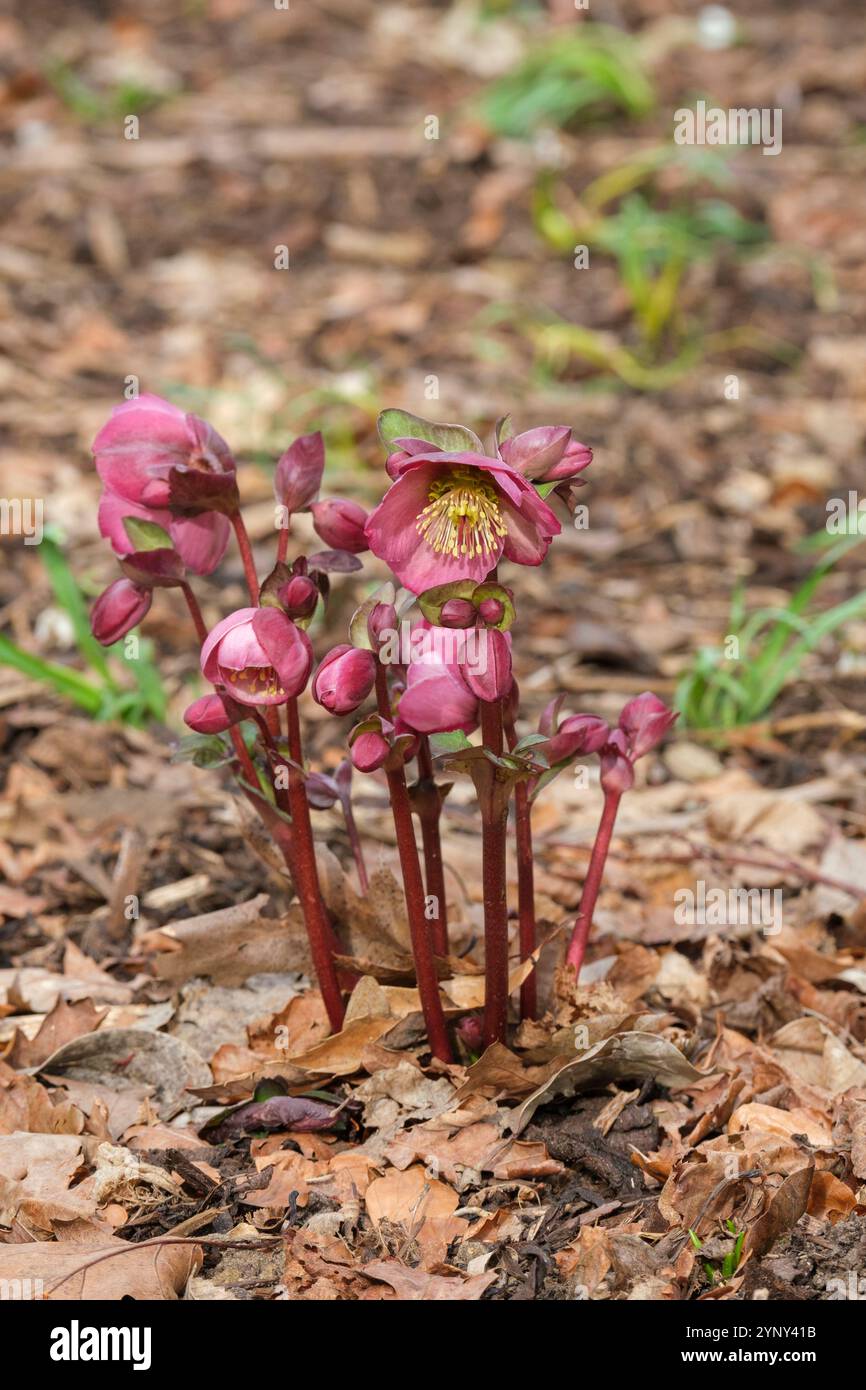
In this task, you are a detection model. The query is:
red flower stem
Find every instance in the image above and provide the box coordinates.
[415,736,448,957]
[282,698,345,1031]
[480,698,509,1048]
[504,713,537,1020]
[231,512,260,604]
[180,576,342,1027]
[565,788,622,979]
[375,666,452,1062]
[342,797,369,893]
[276,521,290,566]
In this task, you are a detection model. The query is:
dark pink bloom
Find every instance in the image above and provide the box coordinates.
[397,623,513,734]
[183,692,244,733]
[279,574,319,621]
[477,596,505,626]
[311,498,369,553]
[90,578,151,645]
[498,426,592,484]
[618,691,678,760]
[312,645,377,714]
[93,393,236,509]
[351,728,391,773]
[439,598,476,629]
[461,627,512,703]
[367,601,397,650]
[543,712,609,766]
[274,432,324,514]
[201,607,313,707]
[365,450,559,592]
[600,729,635,795]
[98,483,229,576]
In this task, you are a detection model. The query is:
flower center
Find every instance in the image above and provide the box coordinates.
[225,664,285,699]
[416,467,506,560]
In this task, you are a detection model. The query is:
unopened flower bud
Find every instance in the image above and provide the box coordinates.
[183,692,244,734]
[311,498,369,553]
[313,645,377,715]
[90,578,151,646]
[439,598,476,629]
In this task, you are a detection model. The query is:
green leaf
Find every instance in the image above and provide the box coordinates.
[429,730,473,755]
[122,517,173,552]
[377,409,483,455]
[0,633,103,714]
[39,536,114,686]
[172,732,234,769]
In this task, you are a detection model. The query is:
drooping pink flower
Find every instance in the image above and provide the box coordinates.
[201,607,313,707]
[365,449,559,592]
[97,472,230,576]
[498,426,592,484]
[600,729,635,795]
[397,623,513,734]
[541,709,610,766]
[311,498,369,553]
[90,578,151,645]
[274,432,324,514]
[312,645,377,715]
[618,691,678,760]
[461,627,512,703]
[93,393,236,510]
[183,692,245,733]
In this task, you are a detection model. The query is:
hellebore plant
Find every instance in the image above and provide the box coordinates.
[88,396,676,1064]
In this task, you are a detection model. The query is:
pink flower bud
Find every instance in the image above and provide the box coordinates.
[439,598,476,629]
[201,607,313,707]
[351,728,391,773]
[90,578,151,646]
[462,627,512,703]
[183,692,244,733]
[545,713,609,765]
[618,691,677,761]
[478,596,504,626]
[313,645,377,715]
[279,574,319,620]
[273,432,325,514]
[310,498,369,554]
[367,601,397,650]
[600,730,635,795]
[499,425,592,484]
[456,1015,484,1052]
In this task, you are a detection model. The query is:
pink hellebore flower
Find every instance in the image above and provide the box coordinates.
[94,393,234,575]
[542,710,609,766]
[274,432,325,514]
[183,692,245,734]
[90,578,151,646]
[365,448,560,592]
[201,607,313,707]
[498,426,592,485]
[618,691,678,761]
[397,623,513,735]
[93,393,236,510]
[312,645,377,715]
[310,499,369,554]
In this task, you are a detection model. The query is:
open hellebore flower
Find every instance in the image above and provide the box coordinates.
[183,692,245,734]
[274,432,325,515]
[90,578,151,646]
[497,425,592,485]
[311,498,369,554]
[365,449,560,592]
[312,645,377,715]
[201,607,313,707]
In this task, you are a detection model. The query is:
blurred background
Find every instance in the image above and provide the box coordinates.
[1,0,866,801]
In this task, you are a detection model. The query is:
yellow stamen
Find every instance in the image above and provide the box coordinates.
[229,664,286,699]
[416,466,506,560]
